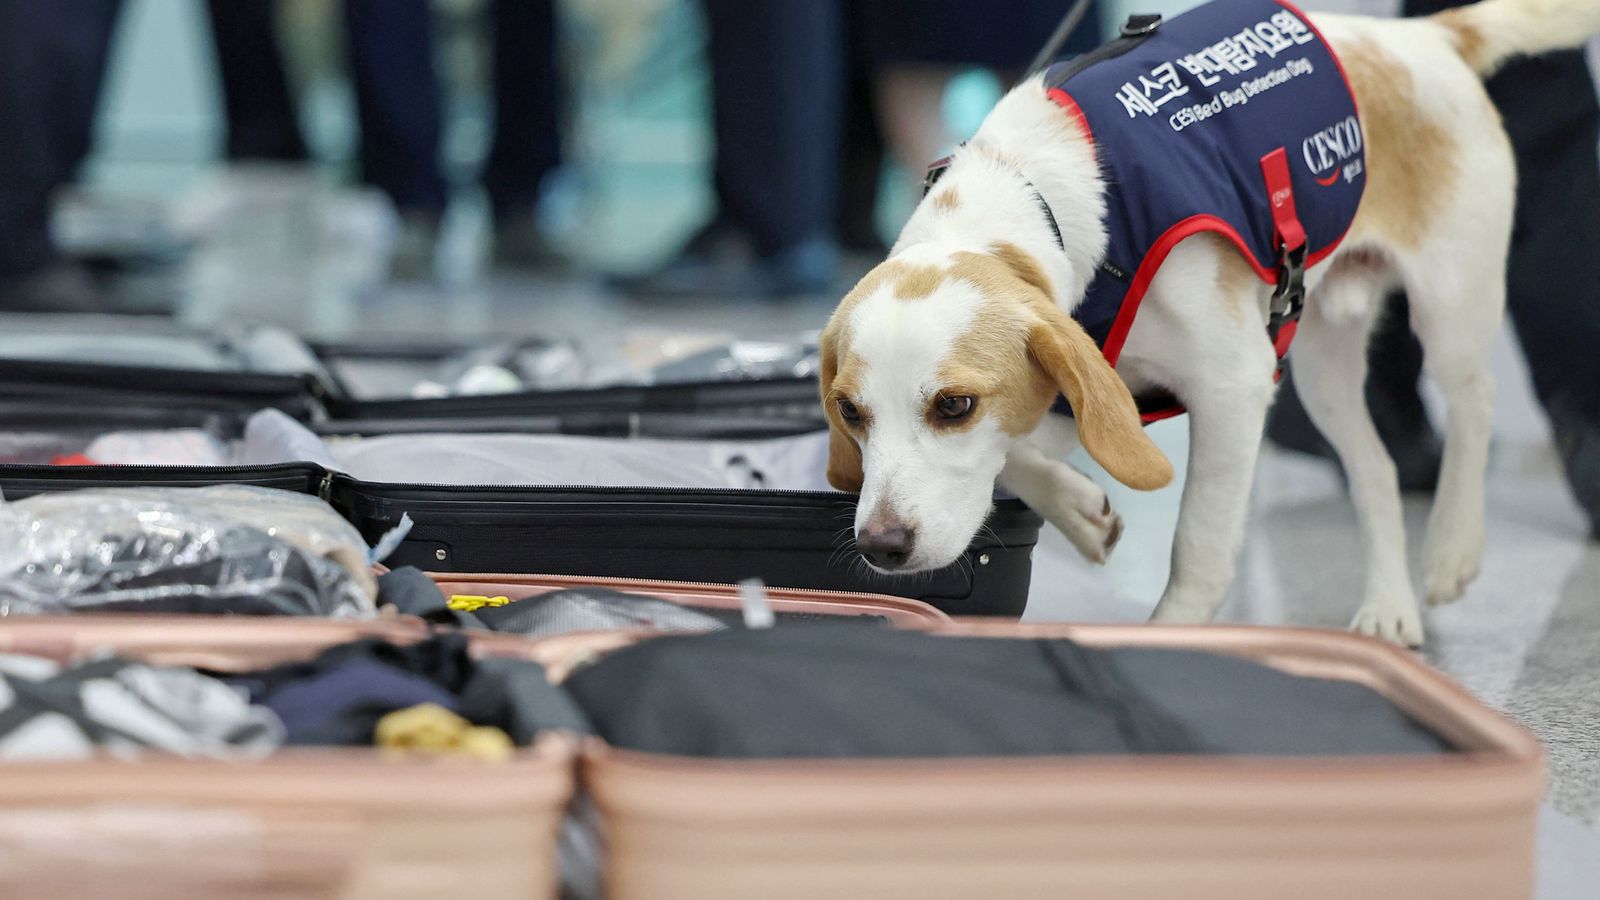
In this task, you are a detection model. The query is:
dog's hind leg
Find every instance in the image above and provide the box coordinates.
[1292,256,1424,645]
[1403,258,1502,607]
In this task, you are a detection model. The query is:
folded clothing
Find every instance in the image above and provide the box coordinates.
[230,633,592,746]
[470,588,728,637]
[380,574,891,635]
[563,628,1453,759]
[0,653,283,760]
[0,485,375,617]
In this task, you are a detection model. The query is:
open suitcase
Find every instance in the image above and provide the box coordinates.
[0,316,335,419]
[0,462,1042,617]
[547,622,1543,900]
[319,376,826,440]
[0,616,575,900]
[0,578,948,898]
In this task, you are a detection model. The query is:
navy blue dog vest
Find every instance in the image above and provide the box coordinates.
[928,0,1365,421]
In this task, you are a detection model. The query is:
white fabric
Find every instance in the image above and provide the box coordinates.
[323,431,833,491]
[85,430,229,467]
[244,409,835,491]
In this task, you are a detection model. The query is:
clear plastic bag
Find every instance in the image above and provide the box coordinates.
[0,486,377,617]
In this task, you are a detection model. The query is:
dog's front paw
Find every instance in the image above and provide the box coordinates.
[1350,598,1425,647]
[1056,495,1124,564]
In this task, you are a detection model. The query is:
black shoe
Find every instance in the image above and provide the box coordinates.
[1547,394,1600,540]
[0,262,115,314]
[614,231,839,300]
[1267,369,1443,493]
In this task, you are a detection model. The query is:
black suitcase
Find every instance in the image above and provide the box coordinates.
[321,376,826,438]
[0,317,336,419]
[0,462,1042,617]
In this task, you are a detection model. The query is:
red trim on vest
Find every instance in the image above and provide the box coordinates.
[1139,406,1186,425]
[1046,87,1095,150]
[1098,213,1274,367]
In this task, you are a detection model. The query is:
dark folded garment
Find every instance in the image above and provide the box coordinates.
[229,633,592,745]
[564,628,1452,759]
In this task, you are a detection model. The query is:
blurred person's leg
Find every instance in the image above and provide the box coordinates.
[620,0,843,298]
[836,7,887,259]
[0,0,124,311]
[344,0,448,277]
[483,0,567,271]
[875,67,958,182]
[1487,48,1600,535]
[205,0,308,162]
[858,1,1102,192]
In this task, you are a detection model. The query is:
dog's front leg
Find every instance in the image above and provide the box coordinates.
[1000,420,1124,563]
[1147,370,1277,625]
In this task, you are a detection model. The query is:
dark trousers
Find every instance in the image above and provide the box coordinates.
[1489,49,1600,408]
[0,0,124,277]
[209,0,445,207]
[205,0,308,162]
[344,0,449,215]
[341,0,563,219]
[702,0,843,256]
[1382,0,1600,412]
[483,0,563,220]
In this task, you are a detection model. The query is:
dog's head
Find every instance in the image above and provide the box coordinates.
[820,242,1173,573]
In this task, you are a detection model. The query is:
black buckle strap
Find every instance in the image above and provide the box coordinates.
[1268,242,1306,344]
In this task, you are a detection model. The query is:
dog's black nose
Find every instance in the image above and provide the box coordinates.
[859,520,916,570]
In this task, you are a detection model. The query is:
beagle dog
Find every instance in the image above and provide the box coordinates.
[820,0,1600,645]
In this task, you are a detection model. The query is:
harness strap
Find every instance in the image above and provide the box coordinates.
[1260,147,1308,366]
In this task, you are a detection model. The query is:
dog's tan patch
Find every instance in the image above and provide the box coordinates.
[988,241,1055,299]
[818,260,913,491]
[818,324,865,491]
[893,263,946,300]
[1340,38,1460,249]
[1433,10,1487,72]
[932,252,1059,436]
[1213,238,1258,323]
[932,188,960,211]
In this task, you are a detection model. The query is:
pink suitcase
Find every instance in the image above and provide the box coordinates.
[573,622,1543,900]
[0,617,574,900]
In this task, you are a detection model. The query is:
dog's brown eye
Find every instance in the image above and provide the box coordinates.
[837,398,862,423]
[935,395,976,420]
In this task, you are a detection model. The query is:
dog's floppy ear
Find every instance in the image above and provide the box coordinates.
[819,321,863,493]
[1027,302,1173,490]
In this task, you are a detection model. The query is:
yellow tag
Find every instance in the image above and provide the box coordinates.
[447,594,513,612]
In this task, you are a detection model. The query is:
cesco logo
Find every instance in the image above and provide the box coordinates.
[1302,115,1363,186]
